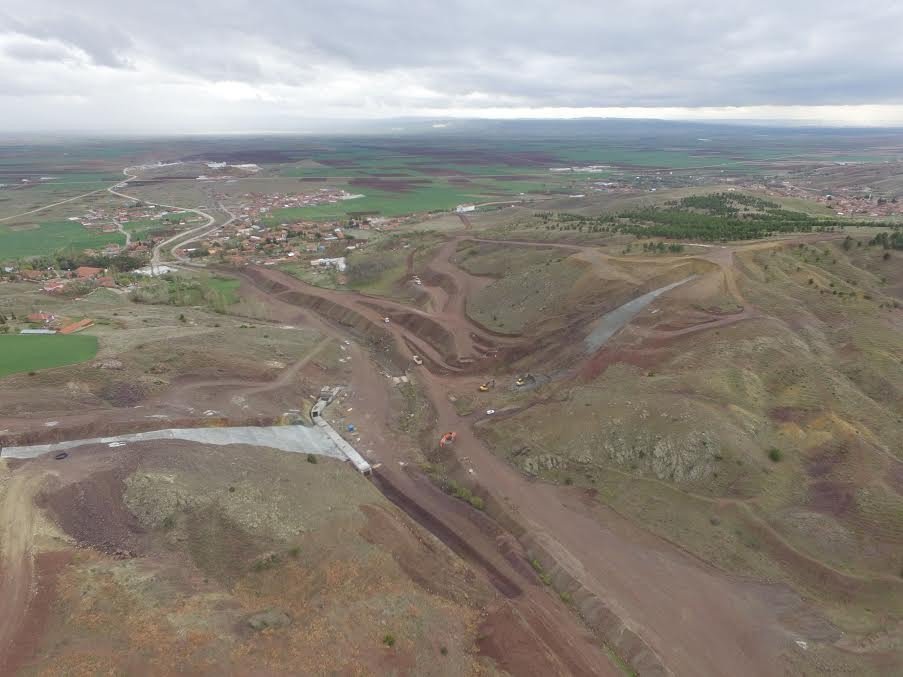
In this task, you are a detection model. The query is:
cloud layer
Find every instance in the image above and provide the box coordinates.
[2,0,903,131]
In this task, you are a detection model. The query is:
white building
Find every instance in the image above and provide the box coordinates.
[455,204,476,213]
[311,257,347,273]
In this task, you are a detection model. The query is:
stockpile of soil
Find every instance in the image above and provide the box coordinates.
[99,381,149,408]
[39,462,144,556]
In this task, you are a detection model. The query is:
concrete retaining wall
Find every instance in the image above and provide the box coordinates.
[314,418,372,474]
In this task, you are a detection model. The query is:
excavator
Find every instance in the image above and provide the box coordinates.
[478,379,495,392]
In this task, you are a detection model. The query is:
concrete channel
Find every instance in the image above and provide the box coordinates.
[1,425,344,461]
[3,387,372,475]
[584,276,696,352]
[311,386,372,474]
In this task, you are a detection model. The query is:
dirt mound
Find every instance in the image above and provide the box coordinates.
[12,441,505,675]
[185,504,265,585]
[99,381,149,407]
[39,462,144,555]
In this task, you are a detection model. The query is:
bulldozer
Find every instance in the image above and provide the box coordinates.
[478,379,495,392]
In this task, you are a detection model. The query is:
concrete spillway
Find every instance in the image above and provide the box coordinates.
[1,425,344,461]
[584,276,695,352]
[5,390,373,476]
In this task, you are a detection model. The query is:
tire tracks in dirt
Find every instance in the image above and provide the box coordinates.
[0,467,43,672]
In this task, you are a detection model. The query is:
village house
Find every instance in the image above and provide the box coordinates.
[75,266,104,279]
[25,313,56,324]
[311,257,347,272]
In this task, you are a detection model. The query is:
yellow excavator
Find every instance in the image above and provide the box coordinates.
[478,379,495,392]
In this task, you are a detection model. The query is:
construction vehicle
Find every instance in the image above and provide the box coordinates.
[439,431,458,447]
[412,355,424,366]
[478,379,495,392]
[514,373,535,387]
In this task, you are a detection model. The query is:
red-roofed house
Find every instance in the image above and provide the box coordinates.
[26,312,55,324]
[75,266,103,279]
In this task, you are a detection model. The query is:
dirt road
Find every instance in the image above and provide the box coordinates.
[0,467,42,672]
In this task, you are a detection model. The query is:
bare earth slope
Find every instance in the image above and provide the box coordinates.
[2,220,901,675]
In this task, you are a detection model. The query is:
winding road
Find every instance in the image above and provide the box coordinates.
[105,170,235,269]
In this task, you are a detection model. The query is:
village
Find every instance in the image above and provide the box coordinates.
[743,178,903,218]
[0,186,418,304]
[171,187,415,272]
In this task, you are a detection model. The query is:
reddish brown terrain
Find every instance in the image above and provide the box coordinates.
[2,220,901,675]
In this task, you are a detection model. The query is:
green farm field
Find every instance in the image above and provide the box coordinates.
[0,334,99,377]
[0,220,125,259]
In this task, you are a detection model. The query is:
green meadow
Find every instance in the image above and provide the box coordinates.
[0,334,99,378]
[0,221,125,259]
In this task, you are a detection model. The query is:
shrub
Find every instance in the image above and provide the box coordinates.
[531,557,553,583]
[767,447,783,463]
[383,634,396,647]
[252,553,280,572]
[306,454,318,464]
[440,646,448,656]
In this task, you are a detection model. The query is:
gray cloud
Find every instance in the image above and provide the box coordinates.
[1,0,903,131]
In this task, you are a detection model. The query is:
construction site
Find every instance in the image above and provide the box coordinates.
[1,152,902,675]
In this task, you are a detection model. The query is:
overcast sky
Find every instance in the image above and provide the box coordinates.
[2,0,903,132]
